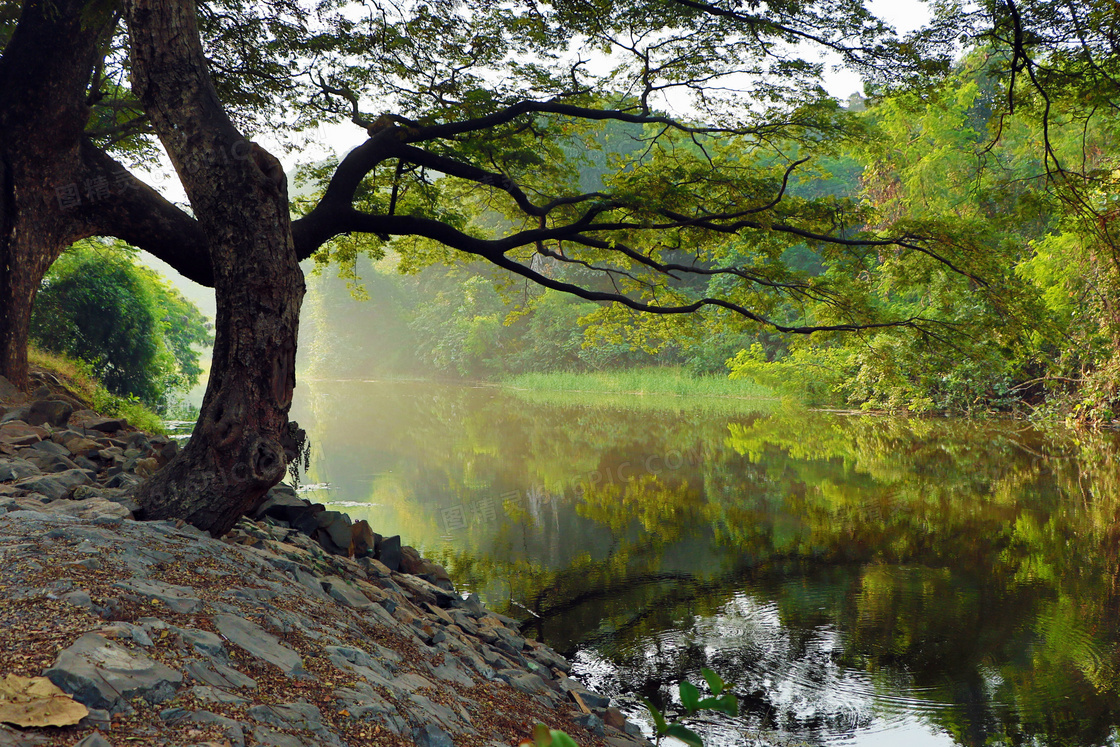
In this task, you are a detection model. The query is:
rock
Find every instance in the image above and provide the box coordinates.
[0,725,50,746]
[601,706,628,731]
[0,408,31,426]
[79,416,128,433]
[574,712,606,736]
[400,544,424,574]
[0,458,40,482]
[414,724,456,747]
[14,475,76,501]
[190,686,249,704]
[45,632,183,712]
[252,484,306,521]
[184,660,258,690]
[557,676,610,709]
[321,575,374,609]
[175,628,226,657]
[114,579,202,614]
[72,732,112,747]
[213,614,306,677]
[315,510,352,553]
[27,400,73,428]
[495,669,551,697]
[378,534,402,571]
[0,422,45,447]
[0,376,24,403]
[21,451,80,473]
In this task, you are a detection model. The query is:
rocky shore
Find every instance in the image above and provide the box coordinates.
[0,372,649,747]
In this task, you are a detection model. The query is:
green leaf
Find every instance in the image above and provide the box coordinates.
[664,724,704,747]
[716,693,739,717]
[642,698,667,734]
[700,667,724,695]
[679,681,701,714]
[549,730,580,747]
[533,722,552,746]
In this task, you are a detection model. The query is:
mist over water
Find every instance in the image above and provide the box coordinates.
[289,379,1120,747]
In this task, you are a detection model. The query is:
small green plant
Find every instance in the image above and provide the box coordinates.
[642,668,738,747]
[525,668,737,747]
[521,722,579,747]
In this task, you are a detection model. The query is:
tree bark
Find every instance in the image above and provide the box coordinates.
[125,0,304,535]
[0,0,113,387]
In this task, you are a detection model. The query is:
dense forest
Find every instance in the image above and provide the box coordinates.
[295,48,1120,423]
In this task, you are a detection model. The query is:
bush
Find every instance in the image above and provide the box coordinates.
[30,241,212,413]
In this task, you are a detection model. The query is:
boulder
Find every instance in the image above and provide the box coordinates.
[44,633,183,712]
[378,534,402,572]
[27,399,73,428]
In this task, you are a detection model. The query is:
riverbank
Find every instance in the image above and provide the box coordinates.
[0,375,648,747]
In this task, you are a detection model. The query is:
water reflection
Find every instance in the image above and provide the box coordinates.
[289,380,1120,747]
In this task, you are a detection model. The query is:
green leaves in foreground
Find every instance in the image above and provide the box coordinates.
[643,668,738,746]
[524,722,580,747]
[527,667,737,747]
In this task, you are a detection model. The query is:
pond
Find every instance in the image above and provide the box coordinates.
[288,379,1120,747]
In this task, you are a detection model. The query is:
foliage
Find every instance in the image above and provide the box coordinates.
[29,241,212,413]
[523,669,738,747]
[28,347,166,434]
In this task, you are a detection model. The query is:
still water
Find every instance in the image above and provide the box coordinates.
[289,380,1120,747]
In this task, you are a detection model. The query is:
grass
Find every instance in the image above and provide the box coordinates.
[29,347,167,434]
[500,367,778,414]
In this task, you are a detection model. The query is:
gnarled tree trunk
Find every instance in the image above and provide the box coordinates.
[125,0,304,536]
[0,0,117,388]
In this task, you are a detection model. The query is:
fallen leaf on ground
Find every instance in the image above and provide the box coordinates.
[0,673,89,727]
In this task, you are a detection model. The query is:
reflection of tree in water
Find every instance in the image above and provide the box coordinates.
[298,383,1120,746]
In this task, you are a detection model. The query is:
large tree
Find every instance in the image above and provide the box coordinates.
[2,0,995,535]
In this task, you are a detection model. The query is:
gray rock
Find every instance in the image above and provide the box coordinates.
[22,451,80,473]
[0,409,33,427]
[324,645,393,681]
[0,458,40,482]
[321,575,373,609]
[414,724,456,747]
[557,676,611,709]
[495,669,551,697]
[190,685,250,704]
[27,399,73,427]
[253,484,307,522]
[30,440,70,457]
[214,613,306,677]
[72,732,112,747]
[162,709,246,746]
[378,534,401,571]
[45,632,183,712]
[0,724,50,746]
[184,659,258,690]
[250,727,305,747]
[114,578,203,614]
[315,510,352,552]
[12,475,69,500]
[574,712,606,736]
[334,685,410,734]
[0,376,24,403]
[175,627,226,657]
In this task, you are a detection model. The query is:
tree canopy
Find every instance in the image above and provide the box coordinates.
[1,0,1116,532]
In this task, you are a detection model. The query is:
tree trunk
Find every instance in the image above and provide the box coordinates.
[126,0,304,536]
[0,0,120,389]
